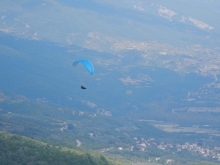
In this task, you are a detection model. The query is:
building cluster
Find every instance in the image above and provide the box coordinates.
[97,136,220,163]
[175,142,220,161]
[156,141,220,162]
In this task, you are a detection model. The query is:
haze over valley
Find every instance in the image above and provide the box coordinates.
[1,0,220,164]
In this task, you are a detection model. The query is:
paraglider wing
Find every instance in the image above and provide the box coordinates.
[72,59,94,75]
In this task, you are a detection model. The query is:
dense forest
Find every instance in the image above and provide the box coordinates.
[0,132,126,165]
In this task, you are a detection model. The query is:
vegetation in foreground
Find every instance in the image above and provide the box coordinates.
[0,131,127,165]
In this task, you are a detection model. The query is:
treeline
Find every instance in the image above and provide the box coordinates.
[0,132,124,165]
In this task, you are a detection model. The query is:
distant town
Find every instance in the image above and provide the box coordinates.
[96,136,220,164]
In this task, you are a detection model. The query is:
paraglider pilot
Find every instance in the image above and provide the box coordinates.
[81,85,86,89]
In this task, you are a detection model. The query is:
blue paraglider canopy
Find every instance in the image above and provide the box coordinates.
[72,59,94,75]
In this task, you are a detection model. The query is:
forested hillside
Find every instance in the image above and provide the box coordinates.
[0,132,126,165]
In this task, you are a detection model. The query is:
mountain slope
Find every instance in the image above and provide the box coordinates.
[0,131,126,165]
[0,0,219,52]
[1,91,220,164]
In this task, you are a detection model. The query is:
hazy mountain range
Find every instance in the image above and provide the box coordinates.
[1,0,219,50]
[1,0,220,74]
